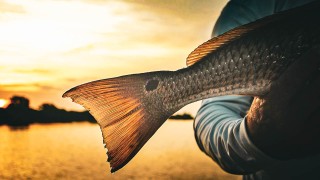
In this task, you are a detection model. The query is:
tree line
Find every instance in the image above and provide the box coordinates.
[0,95,194,127]
[0,96,95,126]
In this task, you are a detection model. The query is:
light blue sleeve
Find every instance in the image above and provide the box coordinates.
[194,0,315,174]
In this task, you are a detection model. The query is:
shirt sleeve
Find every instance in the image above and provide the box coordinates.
[194,96,276,174]
[194,0,315,174]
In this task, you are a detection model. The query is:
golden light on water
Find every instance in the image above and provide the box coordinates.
[0,0,228,115]
[0,121,240,179]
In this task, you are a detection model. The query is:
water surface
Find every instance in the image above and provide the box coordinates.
[0,121,240,179]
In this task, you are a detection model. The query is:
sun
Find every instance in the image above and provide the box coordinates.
[0,99,8,108]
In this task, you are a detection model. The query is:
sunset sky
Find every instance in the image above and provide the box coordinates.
[0,0,228,115]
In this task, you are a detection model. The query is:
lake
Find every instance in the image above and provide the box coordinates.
[0,121,240,180]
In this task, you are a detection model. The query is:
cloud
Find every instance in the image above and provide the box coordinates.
[123,0,218,20]
[84,0,225,20]
[62,0,229,59]
[80,0,227,52]
[0,83,59,92]
[0,0,25,14]
[12,68,53,75]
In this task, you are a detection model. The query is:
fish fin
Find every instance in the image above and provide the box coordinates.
[186,23,263,67]
[186,4,296,67]
[63,71,175,173]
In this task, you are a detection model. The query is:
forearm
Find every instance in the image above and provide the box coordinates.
[194,96,276,174]
[246,48,320,160]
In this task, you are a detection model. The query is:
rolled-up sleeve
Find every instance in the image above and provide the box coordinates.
[194,0,315,175]
[194,96,276,174]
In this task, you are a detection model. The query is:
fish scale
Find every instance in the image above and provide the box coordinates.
[164,22,317,111]
[63,1,320,173]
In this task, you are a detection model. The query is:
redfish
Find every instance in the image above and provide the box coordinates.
[63,1,320,172]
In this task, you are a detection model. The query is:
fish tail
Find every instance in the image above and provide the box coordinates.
[62,71,175,172]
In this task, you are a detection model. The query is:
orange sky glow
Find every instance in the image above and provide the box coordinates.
[0,0,228,115]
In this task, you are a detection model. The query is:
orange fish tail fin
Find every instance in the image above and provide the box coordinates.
[63,71,176,172]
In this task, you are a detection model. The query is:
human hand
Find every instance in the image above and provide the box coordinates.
[246,47,320,160]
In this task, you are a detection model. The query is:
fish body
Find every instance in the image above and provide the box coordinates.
[63,1,320,172]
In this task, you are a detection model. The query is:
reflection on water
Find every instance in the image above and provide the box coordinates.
[8,126,29,131]
[0,121,240,180]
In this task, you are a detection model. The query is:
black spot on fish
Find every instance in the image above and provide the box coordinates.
[145,79,159,91]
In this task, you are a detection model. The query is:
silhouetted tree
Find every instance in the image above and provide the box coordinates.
[169,113,194,120]
[39,103,59,111]
[5,96,32,126]
[7,96,30,109]
[0,108,8,125]
[39,103,63,123]
[0,95,99,126]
